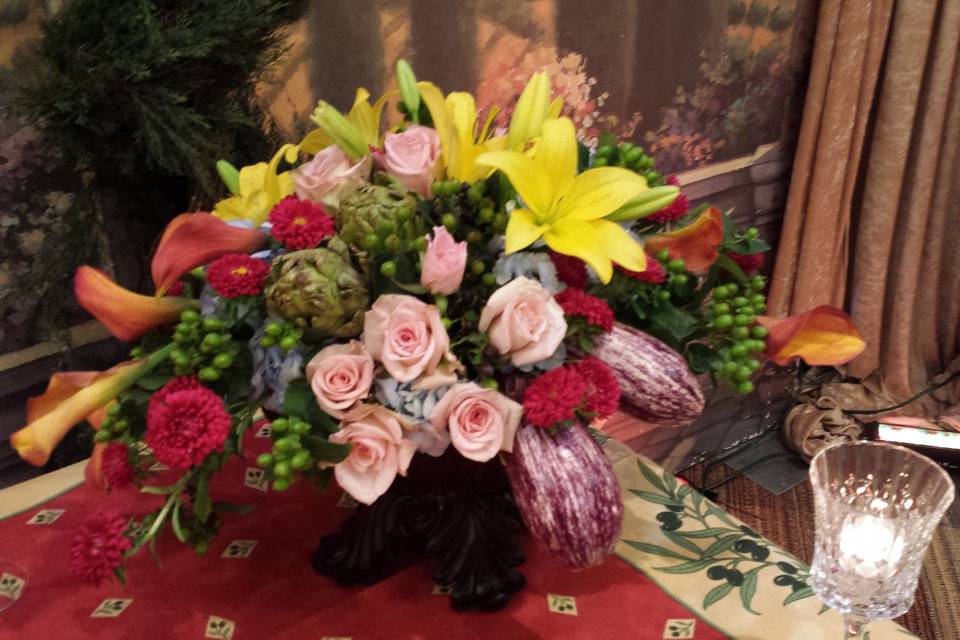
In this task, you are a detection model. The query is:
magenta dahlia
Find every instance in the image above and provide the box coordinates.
[206,254,270,298]
[522,366,587,428]
[573,357,621,419]
[268,195,335,250]
[146,377,231,470]
[70,510,131,586]
[554,288,614,332]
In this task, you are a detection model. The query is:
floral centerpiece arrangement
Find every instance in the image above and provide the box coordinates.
[11,61,864,610]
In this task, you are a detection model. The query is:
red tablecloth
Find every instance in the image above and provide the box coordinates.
[0,430,726,640]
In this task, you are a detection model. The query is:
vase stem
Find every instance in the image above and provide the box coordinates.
[843,615,867,638]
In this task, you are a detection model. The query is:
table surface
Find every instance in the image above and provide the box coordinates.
[0,432,916,640]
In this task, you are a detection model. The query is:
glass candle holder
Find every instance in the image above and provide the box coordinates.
[809,441,954,638]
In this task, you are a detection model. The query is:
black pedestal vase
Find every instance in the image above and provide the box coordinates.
[311,448,527,611]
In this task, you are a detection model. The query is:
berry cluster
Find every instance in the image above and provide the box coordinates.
[93,402,134,443]
[362,201,425,257]
[593,142,662,185]
[259,319,302,353]
[256,416,315,492]
[707,277,769,393]
[170,310,239,382]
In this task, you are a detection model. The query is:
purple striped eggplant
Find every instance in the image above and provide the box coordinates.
[504,422,623,568]
[593,322,705,425]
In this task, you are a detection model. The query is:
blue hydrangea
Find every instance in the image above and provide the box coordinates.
[249,324,303,413]
[493,251,561,293]
[374,378,451,456]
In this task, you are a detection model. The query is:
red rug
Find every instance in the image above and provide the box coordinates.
[0,429,727,640]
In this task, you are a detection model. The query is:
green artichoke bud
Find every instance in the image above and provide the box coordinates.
[336,184,417,249]
[264,238,369,339]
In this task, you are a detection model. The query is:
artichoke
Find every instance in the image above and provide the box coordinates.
[336,184,417,249]
[264,237,369,338]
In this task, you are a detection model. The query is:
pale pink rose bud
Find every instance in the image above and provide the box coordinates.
[363,294,451,383]
[381,125,440,197]
[431,383,522,462]
[420,226,467,295]
[306,341,374,418]
[294,145,371,207]
[478,277,567,366]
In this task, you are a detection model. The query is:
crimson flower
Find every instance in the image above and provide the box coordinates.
[101,443,134,490]
[206,254,270,298]
[728,251,764,273]
[522,366,587,428]
[574,357,621,419]
[549,250,588,289]
[621,255,667,284]
[268,195,336,250]
[146,377,231,469]
[70,510,131,586]
[554,288,614,332]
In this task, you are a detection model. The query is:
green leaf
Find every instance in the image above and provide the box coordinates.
[623,540,694,562]
[194,470,212,523]
[598,131,616,149]
[391,279,429,295]
[136,374,170,391]
[663,530,704,557]
[303,435,352,463]
[703,582,734,609]
[706,504,739,527]
[281,378,314,420]
[782,586,815,606]
[686,343,722,374]
[678,527,733,538]
[701,535,740,557]
[309,467,333,491]
[742,237,771,254]
[588,426,609,445]
[628,490,684,507]
[212,502,254,515]
[636,459,669,494]
[714,254,747,282]
[740,566,762,614]
[649,301,700,340]
[171,500,186,543]
[677,484,693,504]
[656,558,716,574]
[721,209,737,244]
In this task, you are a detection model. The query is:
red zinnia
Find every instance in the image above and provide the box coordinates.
[554,288,614,332]
[549,250,588,289]
[523,366,587,428]
[648,176,690,224]
[728,251,764,273]
[268,195,335,250]
[101,443,134,490]
[574,357,621,419]
[621,255,667,284]
[146,377,231,470]
[206,254,270,298]
[164,280,185,296]
[70,510,131,586]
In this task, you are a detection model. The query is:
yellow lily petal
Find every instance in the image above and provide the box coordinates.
[555,166,648,221]
[543,218,615,283]
[298,128,332,155]
[417,81,449,159]
[537,117,578,200]
[238,163,268,197]
[347,88,389,147]
[547,96,564,119]
[505,208,548,254]
[508,71,550,149]
[475,150,552,215]
[263,144,297,205]
[591,218,647,273]
[212,195,251,222]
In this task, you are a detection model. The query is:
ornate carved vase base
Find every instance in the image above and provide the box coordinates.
[312,450,527,611]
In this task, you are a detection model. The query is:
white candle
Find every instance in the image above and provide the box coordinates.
[838,516,905,578]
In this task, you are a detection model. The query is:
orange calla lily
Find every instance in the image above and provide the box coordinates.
[152,213,267,295]
[757,305,866,366]
[644,206,725,272]
[10,346,172,466]
[75,267,198,342]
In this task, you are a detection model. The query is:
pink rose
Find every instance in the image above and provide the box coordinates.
[363,295,450,383]
[294,145,371,207]
[306,341,374,418]
[478,277,567,366]
[381,125,440,197]
[330,405,417,505]
[431,383,522,462]
[420,226,467,295]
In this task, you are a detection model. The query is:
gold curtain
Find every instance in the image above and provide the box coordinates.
[770,0,960,406]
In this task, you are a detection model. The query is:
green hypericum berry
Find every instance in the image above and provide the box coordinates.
[714,314,734,329]
[174,332,192,345]
[198,367,220,382]
[471,260,485,275]
[377,220,396,236]
[713,287,729,301]
[740,305,754,316]
[112,419,129,432]
[754,302,767,313]
[732,326,750,340]
[467,185,484,203]
[274,438,293,454]
[290,451,310,470]
[441,213,457,229]
[271,418,288,433]
[751,326,768,339]
[624,147,643,164]
[712,303,731,315]
[94,430,111,443]
[397,206,413,224]
[479,207,495,223]
[750,276,765,290]
[737,380,755,394]
[735,367,752,382]
[180,310,200,324]
[265,322,284,338]
[466,230,483,244]
[257,453,274,468]
[750,294,765,306]
[482,273,497,286]
[384,234,402,252]
[431,182,446,196]
[658,290,671,301]
[202,333,223,349]
[646,170,662,184]
[745,227,760,239]
[364,233,382,252]
[493,213,508,232]
[656,249,670,262]
[592,157,608,167]
[379,261,397,277]
[480,379,498,389]
[279,336,297,352]
[748,339,766,353]
[260,336,276,349]
[596,145,613,158]
[107,403,121,418]
[732,296,748,308]
[413,236,428,252]
[441,317,453,330]
[667,258,686,272]
[272,478,291,491]
[746,358,761,371]
[620,142,635,154]
[129,346,145,358]
[212,353,234,370]
[730,343,748,358]
[723,361,739,375]
[202,317,223,332]
[291,420,310,436]
[672,274,690,286]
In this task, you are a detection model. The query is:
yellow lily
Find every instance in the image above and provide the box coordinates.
[213,144,299,226]
[417,81,506,184]
[307,88,389,158]
[476,117,648,283]
[507,71,564,150]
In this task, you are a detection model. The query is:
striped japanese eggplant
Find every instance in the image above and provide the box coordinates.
[504,422,623,568]
[593,322,705,425]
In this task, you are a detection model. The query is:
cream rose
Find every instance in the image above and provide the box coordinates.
[478,277,567,366]
[294,145,371,207]
[381,125,441,197]
[306,341,374,418]
[431,383,522,462]
[420,226,467,295]
[330,405,417,505]
[363,295,450,383]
